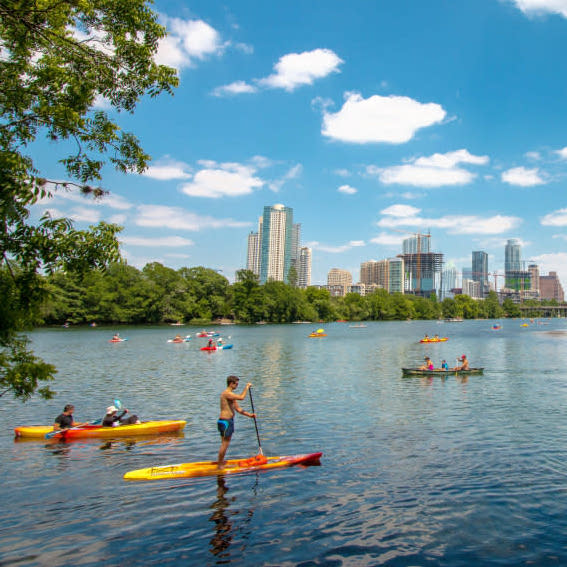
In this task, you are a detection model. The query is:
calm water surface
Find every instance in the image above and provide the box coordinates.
[3,320,567,566]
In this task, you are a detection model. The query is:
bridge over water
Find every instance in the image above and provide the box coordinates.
[518,304,567,317]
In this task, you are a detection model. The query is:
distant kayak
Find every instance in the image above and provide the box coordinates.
[168,337,191,343]
[123,452,323,481]
[14,420,187,440]
[109,338,128,343]
[200,344,233,351]
[419,337,448,343]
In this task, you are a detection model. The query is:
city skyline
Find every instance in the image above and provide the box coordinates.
[27,1,567,289]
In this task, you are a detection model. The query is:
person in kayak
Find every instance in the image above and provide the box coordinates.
[102,405,140,426]
[53,404,84,431]
[217,375,256,467]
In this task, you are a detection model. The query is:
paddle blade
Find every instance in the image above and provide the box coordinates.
[114,399,122,410]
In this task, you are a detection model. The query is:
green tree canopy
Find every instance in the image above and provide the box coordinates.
[1,0,177,400]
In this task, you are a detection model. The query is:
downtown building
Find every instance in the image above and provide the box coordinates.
[246,204,311,287]
[400,234,443,297]
[360,258,405,294]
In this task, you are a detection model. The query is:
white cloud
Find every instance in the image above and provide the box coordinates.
[381,204,421,217]
[257,48,343,91]
[541,208,567,226]
[156,18,224,69]
[212,80,258,97]
[377,204,521,235]
[269,164,303,192]
[322,92,446,144]
[143,158,192,180]
[370,232,405,246]
[525,151,541,160]
[511,0,567,18]
[306,240,365,253]
[556,146,567,159]
[334,169,351,177]
[136,205,250,231]
[338,184,357,194]
[68,207,101,223]
[180,162,264,198]
[501,166,546,186]
[120,236,194,247]
[372,149,488,187]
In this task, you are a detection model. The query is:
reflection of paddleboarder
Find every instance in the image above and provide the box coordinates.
[209,477,232,557]
[217,376,255,467]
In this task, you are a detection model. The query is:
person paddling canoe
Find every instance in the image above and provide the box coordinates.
[217,375,256,467]
[453,354,470,371]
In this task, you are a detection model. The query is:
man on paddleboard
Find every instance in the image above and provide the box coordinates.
[217,376,256,467]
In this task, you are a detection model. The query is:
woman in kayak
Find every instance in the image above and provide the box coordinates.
[217,376,256,467]
[102,405,140,426]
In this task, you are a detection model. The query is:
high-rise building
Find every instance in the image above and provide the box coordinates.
[246,216,263,277]
[297,247,312,288]
[401,234,443,297]
[327,268,352,296]
[472,251,489,297]
[360,260,389,289]
[539,271,564,301]
[251,204,293,284]
[388,257,405,293]
[504,239,527,290]
[528,264,540,294]
[441,263,457,299]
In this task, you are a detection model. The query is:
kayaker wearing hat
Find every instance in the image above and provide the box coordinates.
[453,354,470,371]
[102,405,140,426]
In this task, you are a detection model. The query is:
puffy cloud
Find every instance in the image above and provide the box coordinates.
[377,203,521,235]
[322,92,446,144]
[156,18,225,69]
[180,162,264,198]
[142,158,192,180]
[338,184,357,194]
[381,204,421,217]
[258,48,343,91]
[501,166,546,186]
[511,0,567,18]
[121,236,194,247]
[556,146,567,159]
[372,149,488,187]
[136,205,250,230]
[370,232,405,246]
[541,208,567,226]
[212,80,258,97]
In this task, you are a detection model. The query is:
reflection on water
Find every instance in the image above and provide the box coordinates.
[3,320,567,566]
[209,476,234,560]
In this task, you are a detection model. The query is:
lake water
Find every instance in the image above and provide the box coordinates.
[3,319,567,566]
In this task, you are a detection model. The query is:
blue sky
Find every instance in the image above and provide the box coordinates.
[34,0,567,289]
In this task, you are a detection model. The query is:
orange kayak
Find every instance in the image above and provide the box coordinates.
[14,420,186,440]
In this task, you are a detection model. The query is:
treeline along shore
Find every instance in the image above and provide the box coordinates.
[39,263,560,326]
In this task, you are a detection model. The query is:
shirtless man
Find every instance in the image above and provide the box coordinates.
[454,354,470,371]
[217,375,256,466]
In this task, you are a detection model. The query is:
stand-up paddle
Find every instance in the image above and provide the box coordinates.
[249,387,263,456]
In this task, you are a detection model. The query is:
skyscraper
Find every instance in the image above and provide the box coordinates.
[297,247,312,288]
[504,239,528,291]
[472,251,489,297]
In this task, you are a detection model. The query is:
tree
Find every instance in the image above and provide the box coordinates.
[1,0,178,400]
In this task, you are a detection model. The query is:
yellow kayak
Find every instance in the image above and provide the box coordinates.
[14,420,186,440]
[124,452,323,481]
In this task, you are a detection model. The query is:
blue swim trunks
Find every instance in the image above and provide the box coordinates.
[217,418,234,439]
